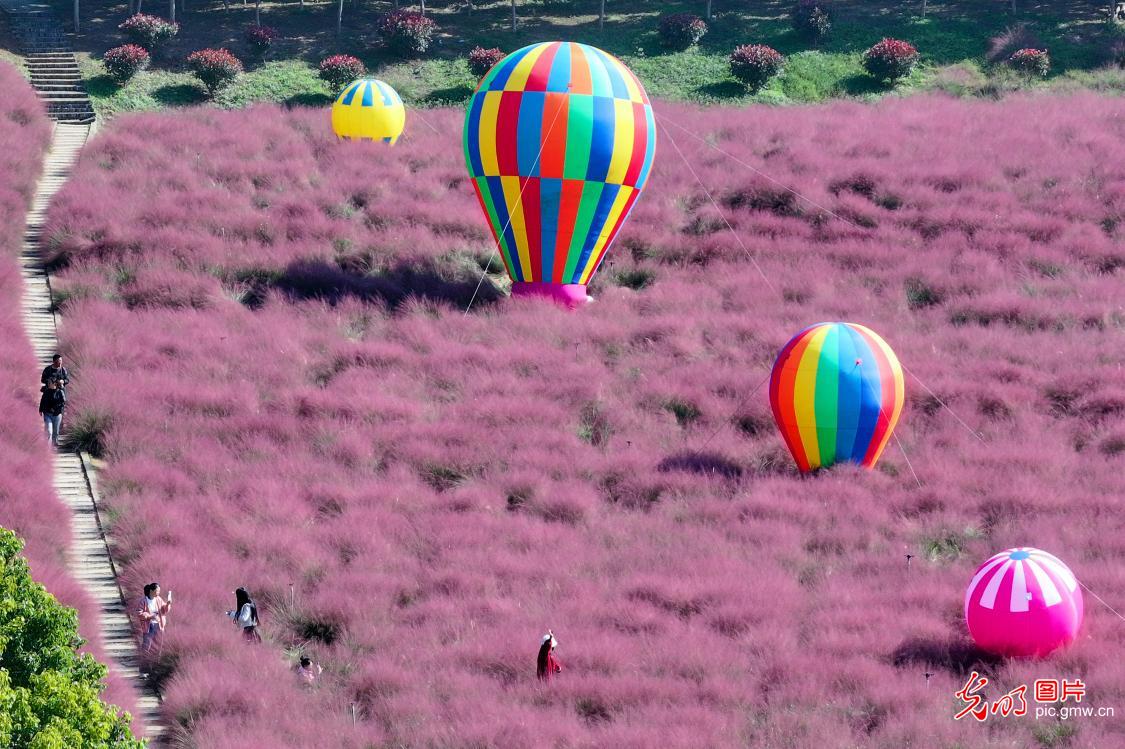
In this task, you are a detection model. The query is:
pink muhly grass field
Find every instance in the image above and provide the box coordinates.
[40,94,1125,747]
[0,61,138,721]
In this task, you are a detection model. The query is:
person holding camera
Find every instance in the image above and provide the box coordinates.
[227,587,261,642]
[138,582,172,660]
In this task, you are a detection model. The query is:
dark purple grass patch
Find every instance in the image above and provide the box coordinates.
[40,94,1125,746]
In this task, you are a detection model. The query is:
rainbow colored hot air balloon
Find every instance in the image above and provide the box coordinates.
[332,78,406,144]
[769,322,904,472]
[965,547,1083,658]
[463,42,656,306]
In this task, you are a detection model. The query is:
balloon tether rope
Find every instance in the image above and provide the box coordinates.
[1078,580,1125,624]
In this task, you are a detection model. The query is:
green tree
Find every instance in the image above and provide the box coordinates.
[0,527,143,749]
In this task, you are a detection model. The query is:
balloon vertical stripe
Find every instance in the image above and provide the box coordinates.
[770,323,905,472]
[464,42,655,297]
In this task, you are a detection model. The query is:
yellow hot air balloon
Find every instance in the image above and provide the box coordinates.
[331,78,406,144]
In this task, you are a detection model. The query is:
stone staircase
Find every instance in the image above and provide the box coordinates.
[20,124,165,745]
[2,0,95,123]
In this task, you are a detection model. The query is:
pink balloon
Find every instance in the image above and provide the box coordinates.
[964,547,1083,658]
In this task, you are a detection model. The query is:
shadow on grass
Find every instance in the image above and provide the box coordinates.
[84,73,121,98]
[286,91,334,108]
[657,451,743,480]
[153,83,206,107]
[241,259,503,312]
[839,73,887,96]
[889,636,1004,679]
[422,84,474,105]
[693,80,748,100]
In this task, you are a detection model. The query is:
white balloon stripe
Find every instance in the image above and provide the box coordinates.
[980,559,1014,610]
[1010,561,1030,613]
[1025,558,1063,607]
[1030,550,1077,591]
[966,556,1008,602]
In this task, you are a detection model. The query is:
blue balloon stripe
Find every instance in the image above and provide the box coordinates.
[341,81,360,105]
[516,91,546,177]
[834,326,862,461]
[851,328,882,463]
[637,108,657,187]
[488,45,533,91]
[547,42,572,93]
[590,46,629,100]
[585,96,616,182]
[465,93,485,176]
[361,81,373,107]
[538,178,562,283]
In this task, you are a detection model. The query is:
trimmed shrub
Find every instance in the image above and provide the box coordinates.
[102,44,149,85]
[792,0,831,42]
[658,13,708,50]
[244,24,278,57]
[730,44,784,91]
[863,38,920,82]
[378,10,436,57]
[1009,48,1050,76]
[118,13,179,52]
[187,48,243,96]
[467,46,505,79]
[318,54,366,90]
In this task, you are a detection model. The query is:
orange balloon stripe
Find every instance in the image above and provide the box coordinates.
[776,329,817,472]
[538,92,569,179]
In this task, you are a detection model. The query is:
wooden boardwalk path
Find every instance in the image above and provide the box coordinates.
[19,123,165,744]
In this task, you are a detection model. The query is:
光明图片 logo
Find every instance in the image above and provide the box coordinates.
[955,672,1116,721]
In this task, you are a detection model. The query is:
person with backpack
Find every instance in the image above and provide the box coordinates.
[226,587,261,642]
[536,630,562,682]
[41,354,69,390]
[38,377,66,447]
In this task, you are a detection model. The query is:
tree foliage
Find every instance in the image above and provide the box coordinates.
[0,528,142,749]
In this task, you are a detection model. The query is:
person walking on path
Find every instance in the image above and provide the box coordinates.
[138,582,171,673]
[226,587,261,642]
[41,354,69,390]
[536,630,562,682]
[38,377,66,446]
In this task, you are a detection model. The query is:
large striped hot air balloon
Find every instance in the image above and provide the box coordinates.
[965,547,1083,658]
[769,322,904,472]
[331,78,406,144]
[463,42,656,307]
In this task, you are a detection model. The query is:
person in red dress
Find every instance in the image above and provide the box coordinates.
[536,630,561,681]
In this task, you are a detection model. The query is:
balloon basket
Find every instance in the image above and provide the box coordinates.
[510,282,590,309]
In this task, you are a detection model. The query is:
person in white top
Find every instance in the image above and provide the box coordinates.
[226,587,261,642]
[138,582,171,671]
